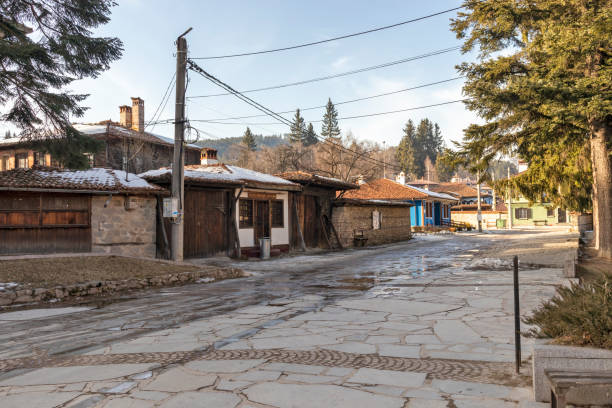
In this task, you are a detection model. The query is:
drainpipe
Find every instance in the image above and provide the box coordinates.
[477,170,482,232]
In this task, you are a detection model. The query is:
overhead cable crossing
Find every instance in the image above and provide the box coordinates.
[186,59,406,171]
[190,6,463,60]
[188,46,461,98]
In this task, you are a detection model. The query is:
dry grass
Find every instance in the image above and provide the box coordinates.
[0,256,201,287]
[578,247,612,283]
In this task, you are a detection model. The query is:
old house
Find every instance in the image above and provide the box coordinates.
[0,167,165,257]
[141,148,301,258]
[0,98,201,173]
[431,182,492,205]
[344,175,458,228]
[331,198,413,247]
[276,171,358,250]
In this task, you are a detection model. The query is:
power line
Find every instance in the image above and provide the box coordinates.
[146,73,176,131]
[188,76,463,121]
[188,99,466,126]
[190,6,463,60]
[186,59,404,171]
[188,46,461,98]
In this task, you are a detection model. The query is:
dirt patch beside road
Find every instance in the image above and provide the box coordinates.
[0,256,201,288]
[477,229,579,268]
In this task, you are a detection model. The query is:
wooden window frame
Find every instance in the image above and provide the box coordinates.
[515,207,532,220]
[239,199,254,228]
[270,200,284,228]
[15,153,28,169]
[34,152,46,166]
[0,155,9,171]
[546,207,555,217]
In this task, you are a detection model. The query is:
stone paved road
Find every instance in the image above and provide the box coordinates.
[0,230,575,407]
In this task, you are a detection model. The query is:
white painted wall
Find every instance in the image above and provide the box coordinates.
[235,188,289,248]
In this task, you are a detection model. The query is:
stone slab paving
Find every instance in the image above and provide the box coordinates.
[0,230,576,407]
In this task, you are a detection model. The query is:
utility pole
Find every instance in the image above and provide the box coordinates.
[171,28,192,262]
[477,169,482,232]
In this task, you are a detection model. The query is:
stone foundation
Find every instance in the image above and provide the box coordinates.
[91,195,157,258]
[0,267,246,306]
[332,202,412,248]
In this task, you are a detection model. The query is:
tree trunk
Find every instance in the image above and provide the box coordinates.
[590,117,612,259]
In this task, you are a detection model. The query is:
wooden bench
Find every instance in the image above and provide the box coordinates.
[545,369,612,408]
[533,219,548,226]
[485,220,497,229]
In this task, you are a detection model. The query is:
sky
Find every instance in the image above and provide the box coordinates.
[33,0,481,147]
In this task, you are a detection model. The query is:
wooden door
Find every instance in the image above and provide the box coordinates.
[254,200,270,242]
[183,189,228,258]
[557,209,566,223]
[302,195,321,247]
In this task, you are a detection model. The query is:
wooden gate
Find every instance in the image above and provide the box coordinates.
[0,192,91,255]
[182,189,229,258]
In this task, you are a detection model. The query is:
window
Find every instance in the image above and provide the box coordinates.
[239,199,253,228]
[515,207,532,219]
[1,155,9,171]
[425,202,433,218]
[270,200,284,227]
[443,204,449,218]
[546,207,554,217]
[34,152,46,166]
[15,153,28,169]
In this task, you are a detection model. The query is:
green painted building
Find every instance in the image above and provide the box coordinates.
[507,197,568,226]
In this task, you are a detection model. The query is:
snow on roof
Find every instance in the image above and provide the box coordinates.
[0,166,165,194]
[140,164,301,191]
[0,124,200,149]
[276,171,358,190]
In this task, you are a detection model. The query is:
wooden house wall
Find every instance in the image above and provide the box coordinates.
[290,186,336,249]
[0,192,91,255]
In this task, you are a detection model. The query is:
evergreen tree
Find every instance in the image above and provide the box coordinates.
[242,127,257,151]
[395,120,418,177]
[303,123,318,147]
[321,98,340,139]
[289,109,306,144]
[451,0,611,257]
[0,0,122,168]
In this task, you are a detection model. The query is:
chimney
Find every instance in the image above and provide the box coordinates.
[119,105,132,128]
[356,175,366,185]
[131,97,144,132]
[395,171,406,185]
[201,148,219,165]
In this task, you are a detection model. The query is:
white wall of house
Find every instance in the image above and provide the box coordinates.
[235,188,290,248]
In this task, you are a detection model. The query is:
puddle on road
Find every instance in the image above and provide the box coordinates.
[0,306,92,321]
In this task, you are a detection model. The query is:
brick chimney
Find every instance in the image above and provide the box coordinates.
[200,148,219,165]
[119,105,132,128]
[131,97,144,132]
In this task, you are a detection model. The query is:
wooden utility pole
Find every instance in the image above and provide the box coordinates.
[171,28,192,262]
[477,169,482,232]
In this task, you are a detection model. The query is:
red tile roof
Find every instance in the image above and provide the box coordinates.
[342,178,429,200]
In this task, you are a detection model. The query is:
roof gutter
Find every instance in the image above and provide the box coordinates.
[0,187,165,195]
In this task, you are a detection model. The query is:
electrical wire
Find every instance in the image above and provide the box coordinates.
[188,46,461,98]
[146,73,176,131]
[190,6,463,60]
[187,59,406,171]
[187,76,463,121]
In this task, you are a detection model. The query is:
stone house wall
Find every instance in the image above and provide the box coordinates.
[332,204,412,248]
[452,211,508,229]
[91,195,157,258]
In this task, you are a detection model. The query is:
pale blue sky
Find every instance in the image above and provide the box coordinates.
[65,1,478,145]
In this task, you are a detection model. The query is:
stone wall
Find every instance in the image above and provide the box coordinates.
[452,211,508,229]
[332,204,412,248]
[91,195,157,258]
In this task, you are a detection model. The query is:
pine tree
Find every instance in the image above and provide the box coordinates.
[395,120,418,177]
[303,123,318,147]
[452,0,611,257]
[0,1,122,168]
[242,127,257,151]
[289,109,306,144]
[321,99,340,139]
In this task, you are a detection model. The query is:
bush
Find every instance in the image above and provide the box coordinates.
[524,273,612,349]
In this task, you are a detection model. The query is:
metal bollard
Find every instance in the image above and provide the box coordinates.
[513,255,521,373]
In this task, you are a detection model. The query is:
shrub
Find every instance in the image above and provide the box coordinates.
[524,273,612,349]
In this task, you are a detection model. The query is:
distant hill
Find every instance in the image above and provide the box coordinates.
[195,134,288,157]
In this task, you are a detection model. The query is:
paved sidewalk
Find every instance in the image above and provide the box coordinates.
[0,230,574,407]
